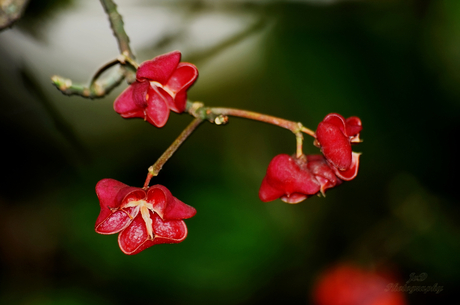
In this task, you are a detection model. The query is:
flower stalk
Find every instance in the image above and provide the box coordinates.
[144,117,204,188]
[187,101,315,158]
[143,100,318,189]
[187,101,316,138]
[99,0,135,61]
[295,130,304,159]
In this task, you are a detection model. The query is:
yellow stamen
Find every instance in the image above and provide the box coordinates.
[150,81,175,97]
[140,205,154,240]
[121,199,155,240]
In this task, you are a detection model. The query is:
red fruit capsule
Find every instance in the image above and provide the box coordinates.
[259,154,342,204]
[114,50,198,127]
[316,113,362,179]
[95,178,196,255]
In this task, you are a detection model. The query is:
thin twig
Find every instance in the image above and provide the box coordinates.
[144,118,204,188]
[52,0,137,98]
[99,0,135,60]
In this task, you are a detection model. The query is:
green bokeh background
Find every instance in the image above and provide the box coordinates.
[1,0,459,304]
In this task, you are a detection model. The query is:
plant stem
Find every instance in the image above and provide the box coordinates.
[212,107,315,158]
[144,102,317,186]
[144,117,204,188]
[187,102,316,159]
[187,102,316,138]
[52,0,137,98]
[99,0,135,60]
[295,132,304,158]
[51,62,125,98]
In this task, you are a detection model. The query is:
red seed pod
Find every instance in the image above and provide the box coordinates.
[316,113,362,180]
[95,178,196,255]
[114,50,198,127]
[259,154,342,204]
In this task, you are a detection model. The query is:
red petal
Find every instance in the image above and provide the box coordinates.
[144,86,170,127]
[95,179,129,227]
[152,213,188,241]
[131,81,150,107]
[113,82,148,118]
[305,154,324,162]
[117,110,145,120]
[95,207,136,234]
[281,193,308,204]
[136,51,181,84]
[345,116,362,137]
[322,113,346,133]
[266,155,319,195]
[117,213,188,255]
[307,155,340,194]
[118,213,150,255]
[307,155,338,186]
[95,179,128,206]
[316,121,352,171]
[259,154,320,203]
[95,179,146,234]
[165,197,197,220]
[332,152,360,181]
[164,62,199,113]
[119,187,147,204]
[146,185,169,219]
[113,85,139,116]
[146,185,197,220]
[259,176,286,202]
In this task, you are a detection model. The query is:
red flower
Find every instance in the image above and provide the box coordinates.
[259,154,341,204]
[315,113,362,181]
[313,264,406,305]
[95,179,196,255]
[307,154,343,195]
[114,50,198,127]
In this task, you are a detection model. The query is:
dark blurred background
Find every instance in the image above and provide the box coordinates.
[0,0,459,304]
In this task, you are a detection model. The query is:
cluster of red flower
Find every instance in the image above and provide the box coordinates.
[95,51,198,255]
[95,51,362,254]
[259,113,362,204]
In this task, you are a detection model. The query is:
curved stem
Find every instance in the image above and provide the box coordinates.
[52,0,137,98]
[144,117,204,188]
[187,102,316,138]
[187,102,316,160]
[212,107,299,131]
[89,57,122,86]
[51,67,125,98]
[213,107,315,137]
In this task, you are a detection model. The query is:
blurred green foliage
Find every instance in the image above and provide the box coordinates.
[0,0,459,304]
